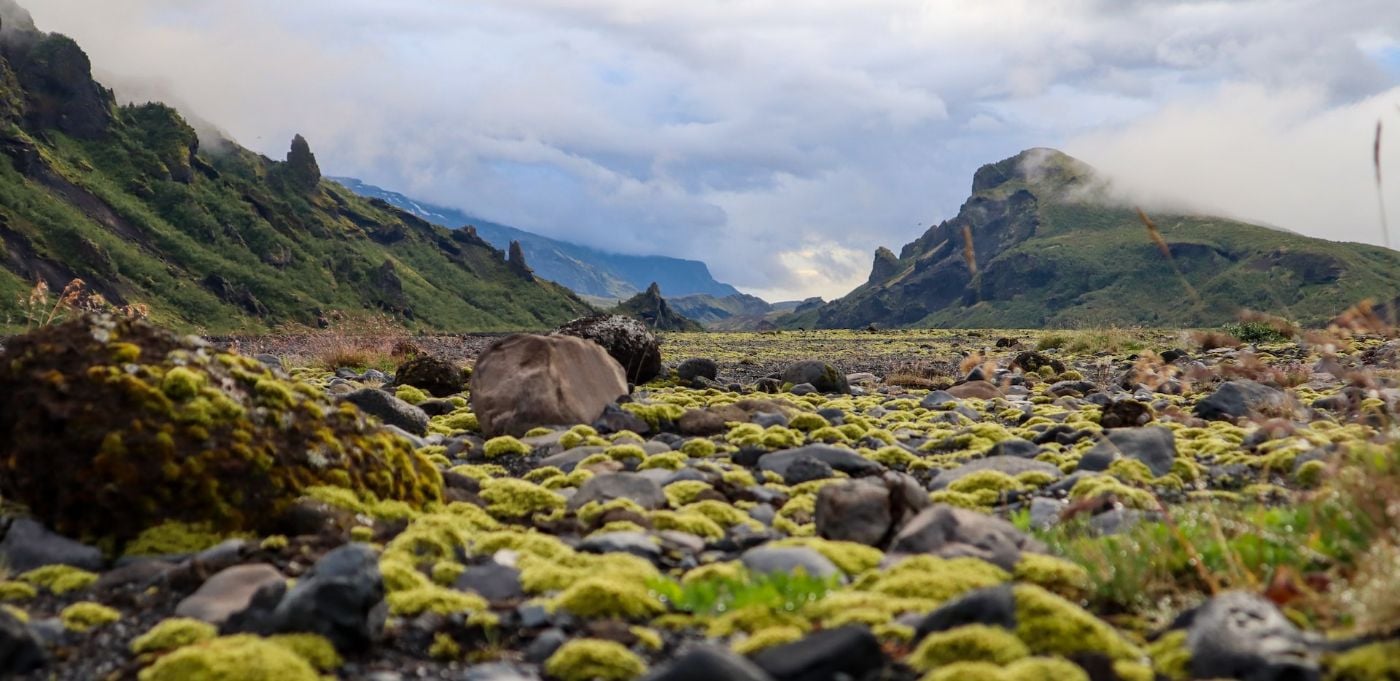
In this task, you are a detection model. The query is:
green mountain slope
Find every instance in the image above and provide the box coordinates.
[790,148,1400,329]
[0,6,592,332]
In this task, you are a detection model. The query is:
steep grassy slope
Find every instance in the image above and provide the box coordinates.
[0,10,592,333]
[331,177,743,301]
[791,148,1400,329]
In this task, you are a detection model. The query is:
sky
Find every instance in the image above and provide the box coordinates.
[23,0,1400,301]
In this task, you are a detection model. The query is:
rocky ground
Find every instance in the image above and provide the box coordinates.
[1,315,1399,680]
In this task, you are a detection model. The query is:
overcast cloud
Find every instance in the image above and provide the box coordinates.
[24,0,1400,301]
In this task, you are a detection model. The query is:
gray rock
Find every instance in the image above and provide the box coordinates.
[782,455,835,485]
[758,444,883,479]
[243,543,386,654]
[677,358,719,382]
[815,479,891,547]
[752,412,789,428]
[781,360,851,394]
[1026,497,1067,531]
[539,446,606,473]
[176,563,285,625]
[341,388,429,436]
[523,628,568,664]
[914,584,1017,642]
[0,607,45,675]
[751,626,884,681]
[982,438,1040,459]
[0,518,103,573]
[741,546,841,579]
[1187,591,1319,681]
[454,563,524,604]
[930,456,1062,490]
[1077,426,1177,477]
[641,645,775,681]
[567,473,666,511]
[888,504,1045,570]
[1194,380,1292,422]
[920,391,958,409]
[462,662,543,681]
[790,383,818,396]
[578,532,662,561]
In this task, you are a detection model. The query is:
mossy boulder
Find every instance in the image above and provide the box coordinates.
[0,315,443,542]
[393,356,467,398]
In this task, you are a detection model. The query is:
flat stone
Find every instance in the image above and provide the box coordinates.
[1077,426,1177,477]
[0,519,103,573]
[454,563,524,603]
[751,626,885,681]
[567,473,666,511]
[888,504,1044,570]
[758,444,883,479]
[930,456,1062,490]
[176,563,285,625]
[740,546,841,580]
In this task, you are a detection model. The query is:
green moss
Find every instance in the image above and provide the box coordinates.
[395,385,429,405]
[809,426,849,443]
[132,618,219,655]
[1295,459,1328,489]
[605,444,647,463]
[578,497,648,525]
[161,366,205,401]
[482,435,531,459]
[771,537,884,575]
[920,662,1005,681]
[860,556,1009,604]
[948,470,1026,496]
[789,412,831,432]
[868,445,919,468]
[1005,657,1092,681]
[137,635,320,681]
[429,632,461,661]
[1145,630,1191,681]
[639,452,685,471]
[267,633,342,672]
[1068,475,1158,510]
[125,521,240,556]
[679,500,756,529]
[664,480,715,507]
[386,585,489,616]
[909,624,1031,670]
[1013,584,1143,662]
[19,565,99,595]
[733,626,805,655]
[0,581,37,602]
[680,438,719,458]
[1013,554,1090,598]
[544,639,648,681]
[651,510,725,539]
[555,576,665,619]
[480,478,565,519]
[60,601,121,632]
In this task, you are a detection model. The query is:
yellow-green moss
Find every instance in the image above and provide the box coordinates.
[0,581,37,602]
[125,521,240,556]
[429,632,461,661]
[483,435,531,459]
[663,480,714,507]
[909,624,1031,671]
[1013,584,1143,662]
[1145,630,1190,680]
[651,510,725,539]
[544,638,648,681]
[266,634,342,672]
[860,556,1009,604]
[920,661,1005,681]
[771,537,883,575]
[480,478,566,519]
[137,635,320,681]
[1327,641,1400,681]
[131,618,219,655]
[680,439,719,458]
[733,626,805,655]
[386,585,489,617]
[395,385,429,405]
[60,601,121,632]
[555,576,665,619]
[1013,554,1090,598]
[639,452,685,471]
[789,413,831,432]
[19,564,99,595]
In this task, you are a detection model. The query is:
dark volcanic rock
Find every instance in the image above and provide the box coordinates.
[888,504,1045,570]
[0,518,103,573]
[567,473,666,511]
[1186,591,1319,681]
[555,315,663,384]
[0,607,45,676]
[235,543,386,654]
[642,645,774,681]
[342,388,430,436]
[914,584,1018,642]
[677,358,719,382]
[750,626,885,681]
[780,361,851,394]
[758,444,883,479]
[1194,380,1292,421]
[614,283,703,332]
[394,356,468,397]
[1077,426,1177,477]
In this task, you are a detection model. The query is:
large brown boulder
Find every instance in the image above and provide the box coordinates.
[470,334,628,437]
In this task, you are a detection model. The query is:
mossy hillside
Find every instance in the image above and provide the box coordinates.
[0,25,594,333]
[0,315,443,541]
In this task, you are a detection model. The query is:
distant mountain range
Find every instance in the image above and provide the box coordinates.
[0,4,592,332]
[783,148,1400,329]
[330,178,742,301]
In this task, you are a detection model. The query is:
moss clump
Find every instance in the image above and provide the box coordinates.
[909,624,1031,670]
[680,438,718,458]
[545,639,648,681]
[651,510,725,539]
[138,635,320,681]
[1013,584,1143,662]
[267,634,342,672]
[125,521,240,556]
[0,581,37,602]
[429,632,461,661]
[60,601,121,632]
[0,316,444,541]
[919,657,1090,681]
[131,618,218,655]
[733,626,805,655]
[480,478,565,519]
[20,565,99,595]
[639,452,685,471]
[1145,629,1190,680]
[771,537,883,575]
[1013,554,1090,598]
[663,480,714,507]
[386,585,490,617]
[860,556,1010,603]
[482,435,532,459]
[555,577,665,619]
[789,412,830,432]
[395,385,429,405]
[1327,641,1400,680]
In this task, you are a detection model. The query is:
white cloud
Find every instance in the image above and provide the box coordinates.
[19,0,1400,299]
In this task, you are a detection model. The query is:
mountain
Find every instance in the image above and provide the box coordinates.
[330,177,743,301]
[0,4,593,332]
[785,148,1400,329]
[670,292,773,325]
[612,283,703,331]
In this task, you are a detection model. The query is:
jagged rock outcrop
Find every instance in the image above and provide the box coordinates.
[507,240,534,281]
[2,30,112,139]
[284,134,321,193]
[787,148,1400,329]
[613,282,704,332]
[868,246,900,284]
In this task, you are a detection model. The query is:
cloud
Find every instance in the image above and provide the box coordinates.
[19,0,1400,300]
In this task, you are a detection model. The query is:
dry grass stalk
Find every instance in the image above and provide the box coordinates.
[1136,208,1202,306]
[274,311,414,371]
[14,278,148,329]
[1376,120,1391,249]
[960,225,977,277]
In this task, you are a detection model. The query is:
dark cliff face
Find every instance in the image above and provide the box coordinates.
[613,282,703,331]
[1,30,113,139]
[790,148,1400,329]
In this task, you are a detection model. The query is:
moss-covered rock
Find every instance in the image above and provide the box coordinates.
[131,618,218,655]
[544,638,648,681]
[909,624,1031,670]
[60,601,120,632]
[0,315,443,541]
[138,635,320,681]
